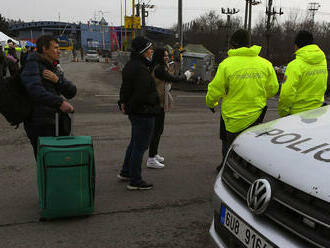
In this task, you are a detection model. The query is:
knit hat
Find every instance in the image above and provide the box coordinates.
[295,30,313,48]
[230,29,250,48]
[132,36,152,54]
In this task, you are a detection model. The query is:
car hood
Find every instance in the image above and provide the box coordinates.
[233,106,330,202]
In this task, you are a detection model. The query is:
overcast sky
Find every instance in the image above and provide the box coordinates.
[2,0,330,28]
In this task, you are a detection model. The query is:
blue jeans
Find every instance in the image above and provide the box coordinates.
[121,114,155,184]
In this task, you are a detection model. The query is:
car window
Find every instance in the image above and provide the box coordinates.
[87,51,97,54]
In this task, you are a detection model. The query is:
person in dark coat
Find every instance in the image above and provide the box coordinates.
[20,44,33,68]
[118,36,160,190]
[21,35,77,159]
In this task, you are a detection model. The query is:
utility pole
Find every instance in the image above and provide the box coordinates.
[244,0,248,29]
[244,1,261,33]
[124,0,128,51]
[121,0,123,51]
[248,0,261,32]
[132,0,136,39]
[308,2,321,24]
[265,0,283,58]
[221,8,240,49]
[136,0,140,17]
[141,3,155,28]
[133,1,154,36]
[178,0,183,47]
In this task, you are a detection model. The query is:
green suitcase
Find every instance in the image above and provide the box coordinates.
[37,128,95,220]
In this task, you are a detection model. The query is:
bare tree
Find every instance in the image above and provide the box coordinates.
[183,11,241,63]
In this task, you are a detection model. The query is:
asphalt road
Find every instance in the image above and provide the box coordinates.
[0,61,281,248]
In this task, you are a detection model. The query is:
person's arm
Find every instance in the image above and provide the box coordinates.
[206,62,227,109]
[119,64,134,113]
[265,65,279,99]
[21,61,63,108]
[56,75,77,100]
[278,63,298,117]
[154,65,186,83]
[15,47,22,52]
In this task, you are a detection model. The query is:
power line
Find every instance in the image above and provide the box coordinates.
[308,2,321,22]
[243,0,261,32]
[221,8,240,49]
[266,0,284,58]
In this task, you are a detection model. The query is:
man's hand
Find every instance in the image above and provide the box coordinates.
[184,70,194,80]
[60,101,74,113]
[209,108,215,113]
[120,103,126,114]
[43,69,59,84]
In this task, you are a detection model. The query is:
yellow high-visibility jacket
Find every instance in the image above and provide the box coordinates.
[206,45,279,133]
[4,44,22,57]
[4,44,9,57]
[278,44,328,117]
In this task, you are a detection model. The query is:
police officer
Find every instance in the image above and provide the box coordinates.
[206,29,279,172]
[278,30,328,117]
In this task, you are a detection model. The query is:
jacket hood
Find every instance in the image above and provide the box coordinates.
[228,45,262,57]
[295,44,326,65]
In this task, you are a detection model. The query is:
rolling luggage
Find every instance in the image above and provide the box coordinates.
[37,113,95,220]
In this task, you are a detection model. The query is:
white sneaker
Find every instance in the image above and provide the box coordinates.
[154,154,165,162]
[147,158,165,169]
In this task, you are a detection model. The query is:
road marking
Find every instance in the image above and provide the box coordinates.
[96,104,118,107]
[95,94,119,97]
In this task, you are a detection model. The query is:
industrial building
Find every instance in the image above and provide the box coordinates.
[9,20,174,51]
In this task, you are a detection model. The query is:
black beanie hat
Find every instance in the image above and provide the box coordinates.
[295,30,313,48]
[230,29,250,48]
[132,36,152,54]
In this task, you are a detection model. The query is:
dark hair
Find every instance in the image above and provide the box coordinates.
[36,35,58,53]
[152,47,167,68]
[7,39,13,43]
[295,30,313,48]
[230,29,250,48]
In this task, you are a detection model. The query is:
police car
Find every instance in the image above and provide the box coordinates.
[210,106,330,248]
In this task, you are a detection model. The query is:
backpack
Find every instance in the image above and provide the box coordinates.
[0,75,33,127]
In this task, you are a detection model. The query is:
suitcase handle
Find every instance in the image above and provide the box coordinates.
[55,112,74,136]
[55,137,75,140]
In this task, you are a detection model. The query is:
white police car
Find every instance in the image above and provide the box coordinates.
[210,106,330,248]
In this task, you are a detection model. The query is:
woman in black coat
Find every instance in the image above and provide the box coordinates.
[146,47,192,169]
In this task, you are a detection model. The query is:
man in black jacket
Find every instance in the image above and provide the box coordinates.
[118,36,160,190]
[21,35,77,159]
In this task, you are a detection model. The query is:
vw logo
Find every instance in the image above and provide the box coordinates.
[247,179,272,215]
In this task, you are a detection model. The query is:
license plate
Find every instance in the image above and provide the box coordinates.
[220,205,275,248]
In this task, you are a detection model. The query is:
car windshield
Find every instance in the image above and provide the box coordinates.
[87,51,97,54]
